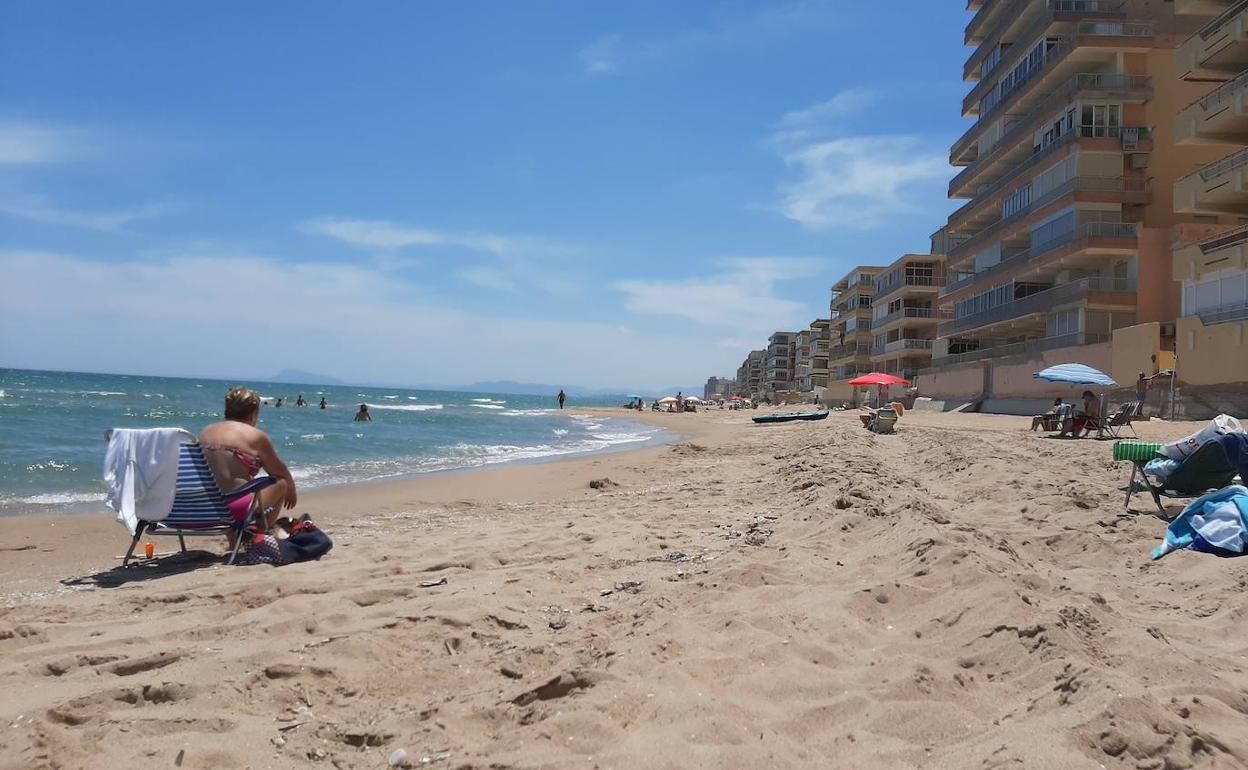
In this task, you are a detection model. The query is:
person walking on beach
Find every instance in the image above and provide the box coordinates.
[353,404,372,422]
[199,386,298,536]
[319,397,327,409]
[557,390,566,410]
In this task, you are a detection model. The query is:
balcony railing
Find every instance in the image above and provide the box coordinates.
[828,343,872,361]
[950,71,1150,183]
[1198,223,1248,253]
[874,338,936,355]
[926,332,1111,368]
[949,175,1147,259]
[875,306,953,327]
[1198,302,1248,325]
[943,221,1137,296]
[1192,69,1248,113]
[1182,146,1248,184]
[940,277,1137,335]
[1198,0,1248,41]
[875,274,940,296]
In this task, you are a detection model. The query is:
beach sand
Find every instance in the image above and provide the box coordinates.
[1,408,1245,769]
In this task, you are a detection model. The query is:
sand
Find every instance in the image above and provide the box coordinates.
[1,407,1246,769]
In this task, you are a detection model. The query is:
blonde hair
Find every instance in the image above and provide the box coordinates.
[224,386,260,420]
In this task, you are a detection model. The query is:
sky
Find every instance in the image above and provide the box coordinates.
[0,1,970,391]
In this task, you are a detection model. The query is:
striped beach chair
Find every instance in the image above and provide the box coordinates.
[117,431,279,566]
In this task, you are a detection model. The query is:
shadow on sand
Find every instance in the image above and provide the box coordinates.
[60,550,227,589]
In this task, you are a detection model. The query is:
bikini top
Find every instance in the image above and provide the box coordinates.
[202,444,263,477]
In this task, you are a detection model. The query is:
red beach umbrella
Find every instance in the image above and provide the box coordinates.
[847,372,911,386]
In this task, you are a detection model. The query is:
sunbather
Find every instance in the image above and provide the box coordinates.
[1030,398,1064,431]
[1058,390,1101,438]
[199,386,298,536]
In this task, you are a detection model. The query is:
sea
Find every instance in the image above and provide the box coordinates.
[0,368,667,516]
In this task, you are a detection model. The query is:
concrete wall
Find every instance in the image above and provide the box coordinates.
[918,342,1113,400]
[1112,322,1164,385]
[1176,315,1248,387]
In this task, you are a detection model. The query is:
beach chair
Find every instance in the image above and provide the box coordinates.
[1124,436,1241,517]
[1095,401,1141,440]
[1042,403,1074,434]
[870,406,899,434]
[115,433,279,567]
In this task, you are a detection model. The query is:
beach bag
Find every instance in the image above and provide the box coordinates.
[1160,415,1245,460]
[280,518,333,562]
[1153,485,1248,560]
[239,533,290,566]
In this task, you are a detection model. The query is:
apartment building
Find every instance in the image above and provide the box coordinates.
[870,254,948,380]
[1166,0,1248,389]
[765,332,798,399]
[703,376,736,401]
[919,0,1224,399]
[736,349,766,400]
[792,319,833,393]
[825,266,886,402]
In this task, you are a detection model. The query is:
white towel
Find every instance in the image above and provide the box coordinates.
[103,428,185,534]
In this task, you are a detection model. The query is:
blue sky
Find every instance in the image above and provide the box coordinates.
[0,1,968,390]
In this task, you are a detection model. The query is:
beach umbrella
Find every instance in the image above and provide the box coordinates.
[657,396,678,404]
[847,372,911,386]
[729,395,744,401]
[1033,363,1116,387]
[684,396,703,403]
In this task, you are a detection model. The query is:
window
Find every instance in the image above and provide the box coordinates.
[1002,183,1033,219]
[1080,104,1122,137]
[1184,270,1248,315]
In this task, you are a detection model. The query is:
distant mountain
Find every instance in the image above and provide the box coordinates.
[265,369,347,386]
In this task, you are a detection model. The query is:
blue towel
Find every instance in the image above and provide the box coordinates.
[1153,485,1248,560]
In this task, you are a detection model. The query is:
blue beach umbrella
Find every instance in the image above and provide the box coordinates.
[1033,363,1117,387]
[626,394,644,399]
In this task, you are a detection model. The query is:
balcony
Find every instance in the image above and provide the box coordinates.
[943,221,1137,298]
[1177,0,1238,15]
[874,307,954,332]
[1174,224,1248,281]
[1176,70,1248,144]
[963,21,1153,123]
[1175,147,1248,215]
[828,343,872,363]
[950,71,1151,179]
[939,277,1137,336]
[1177,1,1248,80]
[926,332,1111,368]
[874,275,941,302]
[873,338,936,357]
[963,0,1125,82]
[948,176,1147,263]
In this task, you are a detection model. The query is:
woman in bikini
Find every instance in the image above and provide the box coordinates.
[199,386,298,535]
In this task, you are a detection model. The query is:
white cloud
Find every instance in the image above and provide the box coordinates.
[614,257,821,338]
[459,266,517,292]
[577,35,621,75]
[0,250,733,392]
[301,217,520,255]
[778,136,949,229]
[0,120,95,165]
[0,196,169,232]
[769,90,951,230]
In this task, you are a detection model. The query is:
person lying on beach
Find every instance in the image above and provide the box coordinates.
[1030,398,1064,432]
[199,386,298,537]
[1058,390,1101,438]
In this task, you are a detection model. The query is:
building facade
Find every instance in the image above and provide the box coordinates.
[765,332,798,399]
[1166,0,1248,391]
[825,266,886,403]
[736,349,766,400]
[870,254,948,381]
[920,0,1226,400]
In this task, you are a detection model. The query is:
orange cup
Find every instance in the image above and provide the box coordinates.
[144,542,155,559]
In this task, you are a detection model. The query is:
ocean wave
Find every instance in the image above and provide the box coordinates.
[76,390,127,396]
[500,409,554,417]
[0,492,103,507]
[552,428,569,436]
[384,395,398,399]
[471,398,507,404]
[143,393,165,399]
[300,433,325,441]
[471,404,505,410]
[365,403,443,412]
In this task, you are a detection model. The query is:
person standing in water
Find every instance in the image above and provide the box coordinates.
[319,397,327,409]
[296,394,306,407]
[557,389,566,410]
[353,404,372,422]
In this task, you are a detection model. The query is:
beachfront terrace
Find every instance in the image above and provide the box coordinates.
[1176,69,1248,145]
[939,276,1137,339]
[1174,147,1248,215]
